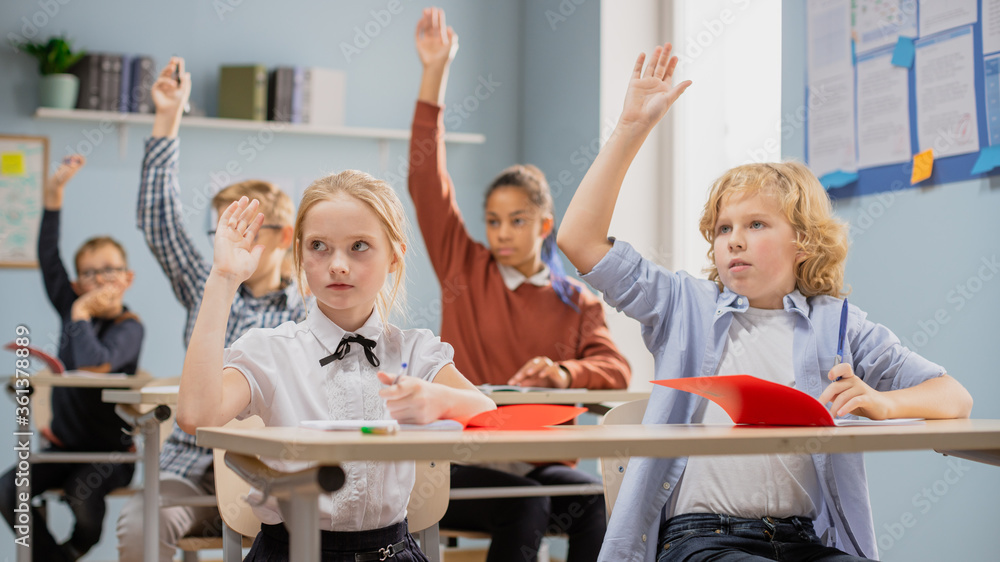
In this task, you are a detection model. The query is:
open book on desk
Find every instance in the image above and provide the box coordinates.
[301,404,588,432]
[653,375,923,427]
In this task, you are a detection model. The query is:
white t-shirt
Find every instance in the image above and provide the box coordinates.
[670,306,822,520]
[223,301,455,531]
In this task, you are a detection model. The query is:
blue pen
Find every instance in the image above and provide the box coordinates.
[834,298,848,380]
[393,362,408,385]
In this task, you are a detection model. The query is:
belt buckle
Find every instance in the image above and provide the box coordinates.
[379,543,396,560]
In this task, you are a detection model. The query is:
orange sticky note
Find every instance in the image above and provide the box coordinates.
[910,149,934,184]
[1,152,26,176]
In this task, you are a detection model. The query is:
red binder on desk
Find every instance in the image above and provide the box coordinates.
[653,375,923,427]
[655,375,834,427]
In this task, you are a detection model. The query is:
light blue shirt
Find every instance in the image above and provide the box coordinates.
[582,240,945,562]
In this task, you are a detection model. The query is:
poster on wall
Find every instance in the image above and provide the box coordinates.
[0,135,48,267]
[805,0,1000,199]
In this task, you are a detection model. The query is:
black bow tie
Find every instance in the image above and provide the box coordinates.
[319,335,380,368]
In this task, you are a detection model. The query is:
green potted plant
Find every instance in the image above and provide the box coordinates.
[17,36,86,109]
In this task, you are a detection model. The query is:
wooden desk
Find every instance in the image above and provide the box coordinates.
[5,372,151,562]
[197,419,1000,560]
[101,384,187,562]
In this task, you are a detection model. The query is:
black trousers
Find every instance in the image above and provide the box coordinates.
[0,447,134,561]
[438,464,606,562]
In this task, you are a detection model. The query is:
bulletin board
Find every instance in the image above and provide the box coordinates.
[0,135,48,267]
[804,0,1000,200]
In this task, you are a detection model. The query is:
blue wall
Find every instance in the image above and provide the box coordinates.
[783,2,1000,560]
[0,1,602,559]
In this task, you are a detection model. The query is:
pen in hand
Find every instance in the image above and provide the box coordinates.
[393,362,408,386]
[172,57,191,114]
[834,298,848,380]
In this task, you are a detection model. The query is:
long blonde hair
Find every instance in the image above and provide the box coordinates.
[293,170,408,325]
[698,162,849,298]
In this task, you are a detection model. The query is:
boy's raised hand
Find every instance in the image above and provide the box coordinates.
[619,43,691,135]
[43,155,85,210]
[415,7,458,69]
[210,197,265,284]
[151,57,191,137]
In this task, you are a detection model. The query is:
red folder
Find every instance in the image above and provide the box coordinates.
[455,404,589,430]
[653,375,837,426]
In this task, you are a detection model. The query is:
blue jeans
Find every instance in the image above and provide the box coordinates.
[656,513,876,562]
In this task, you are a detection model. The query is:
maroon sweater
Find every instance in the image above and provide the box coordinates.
[408,101,630,389]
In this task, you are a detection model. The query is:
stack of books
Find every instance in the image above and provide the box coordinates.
[219,64,345,126]
[69,54,155,113]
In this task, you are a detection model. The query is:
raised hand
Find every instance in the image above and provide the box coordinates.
[210,196,265,284]
[43,154,85,210]
[151,57,191,115]
[507,356,570,388]
[619,43,691,134]
[415,7,458,69]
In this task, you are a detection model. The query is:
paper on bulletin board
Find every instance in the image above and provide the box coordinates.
[915,26,980,158]
[919,0,977,38]
[0,136,47,267]
[983,0,1000,55]
[856,47,912,167]
[807,0,857,178]
[853,0,918,54]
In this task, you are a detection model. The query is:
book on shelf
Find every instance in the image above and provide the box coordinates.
[70,54,102,110]
[301,404,588,432]
[98,54,123,112]
[653,375,923,427]
[267,67,295,122]
[128,56,156,113]
[218,64,268,121]
[118,54,133,112]
[301,67,346,127]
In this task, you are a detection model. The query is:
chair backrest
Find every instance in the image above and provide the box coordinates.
[406,460,450,533]
[599,399,648,519]
[212,416,266,538]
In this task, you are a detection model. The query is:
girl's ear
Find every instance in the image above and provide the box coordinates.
[389,243,406,273]
[540,215,554,239]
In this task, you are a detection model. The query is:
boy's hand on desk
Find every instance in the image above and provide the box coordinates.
[818,363,893,420]
[415,7,458,69]
[507,356,570,389]
[377,372,441,425]
[618,42,691,136]
[210,197,265,284]
[43,155,85,210]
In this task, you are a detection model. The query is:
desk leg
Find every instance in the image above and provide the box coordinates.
[280,491,321,562]
[142,419,160,562]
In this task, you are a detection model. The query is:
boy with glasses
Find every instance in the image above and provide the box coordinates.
[117,57,305,561]
[0,154,144,561]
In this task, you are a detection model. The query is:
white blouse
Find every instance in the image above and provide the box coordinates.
[223,301,455,531]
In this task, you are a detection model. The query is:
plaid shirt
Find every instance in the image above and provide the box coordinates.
[138,137,307,481]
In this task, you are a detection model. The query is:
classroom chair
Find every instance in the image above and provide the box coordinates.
[408,459,451,562]
[598,398,648,520]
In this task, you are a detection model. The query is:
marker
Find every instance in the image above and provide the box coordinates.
[171,57,191,114]
[360,425,397,435]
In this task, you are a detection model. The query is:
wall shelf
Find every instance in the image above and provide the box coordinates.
[34,107,485,164]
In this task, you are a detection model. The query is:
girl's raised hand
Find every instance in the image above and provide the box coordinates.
[211,197,265,283]
[151,56,192,115]
[619,43,691,134]
[415,7,458,68]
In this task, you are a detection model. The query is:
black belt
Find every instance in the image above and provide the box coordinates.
[354,538,407,561]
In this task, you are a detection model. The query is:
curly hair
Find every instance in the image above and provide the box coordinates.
[698,161,849,298]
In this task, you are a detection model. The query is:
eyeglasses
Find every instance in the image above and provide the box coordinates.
[78,267,127,281]
[207,225,283,240]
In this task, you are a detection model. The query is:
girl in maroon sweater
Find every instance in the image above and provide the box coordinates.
[408,8,631,562]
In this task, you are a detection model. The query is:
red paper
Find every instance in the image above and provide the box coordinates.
[653,375,836,426]
[5,342,65,374]
[456,404,588,430]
